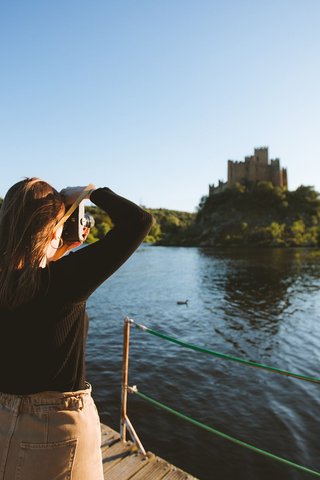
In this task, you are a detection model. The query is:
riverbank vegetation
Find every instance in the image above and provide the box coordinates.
[187,182,320,247]
[82,183,320,248]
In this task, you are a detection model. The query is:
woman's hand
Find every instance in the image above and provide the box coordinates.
[49,242,78,261]
[50,226,91,262]
[60,185,96,205]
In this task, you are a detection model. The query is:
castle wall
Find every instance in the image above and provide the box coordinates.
[228,160,247,184]
[253,163,270,183]
[209,180,228,195]
[226,147,287,189]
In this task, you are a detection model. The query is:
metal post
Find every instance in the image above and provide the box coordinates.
[120,316,131,442]
[125,414,147,456]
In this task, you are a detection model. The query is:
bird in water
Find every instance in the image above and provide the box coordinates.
[177,299,188,305]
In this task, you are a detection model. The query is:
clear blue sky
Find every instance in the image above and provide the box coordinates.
[0,0,319,212]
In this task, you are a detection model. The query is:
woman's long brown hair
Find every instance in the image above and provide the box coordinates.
[0,177,65,309]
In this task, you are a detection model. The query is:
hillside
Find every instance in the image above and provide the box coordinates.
[192,182,320,247]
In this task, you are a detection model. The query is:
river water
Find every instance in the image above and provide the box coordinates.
[85,245,320,480]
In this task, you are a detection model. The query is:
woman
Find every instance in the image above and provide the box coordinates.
[0,177,153,480]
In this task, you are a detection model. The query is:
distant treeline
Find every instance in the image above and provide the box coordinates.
[1,182,320,248]
[84,205,195,245]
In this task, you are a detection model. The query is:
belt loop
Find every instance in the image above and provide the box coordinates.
[16,396,23,413]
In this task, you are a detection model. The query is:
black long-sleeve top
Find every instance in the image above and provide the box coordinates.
[0,188,153,394]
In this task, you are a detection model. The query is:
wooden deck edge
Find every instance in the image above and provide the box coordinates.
[100,423,199,480]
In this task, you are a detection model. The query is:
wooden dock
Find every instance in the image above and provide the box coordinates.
[101,423,199,479]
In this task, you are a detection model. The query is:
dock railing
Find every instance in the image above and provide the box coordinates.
[120,316,320,478]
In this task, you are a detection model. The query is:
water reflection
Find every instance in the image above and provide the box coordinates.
[197,248,320,357]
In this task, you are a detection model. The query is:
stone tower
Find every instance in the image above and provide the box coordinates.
[227,147,288,189]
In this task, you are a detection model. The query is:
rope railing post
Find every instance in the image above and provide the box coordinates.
[120,316,131,442]
[120,317,147,455]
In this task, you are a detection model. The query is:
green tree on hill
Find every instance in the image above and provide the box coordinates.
[194,182,320,247]
[144,208,196,245]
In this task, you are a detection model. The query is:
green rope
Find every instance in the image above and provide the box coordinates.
[133,389,320,478]
[132,321,320,384]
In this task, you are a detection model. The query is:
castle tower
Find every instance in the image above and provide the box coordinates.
[227,147,287,189]
[254,147,268,164]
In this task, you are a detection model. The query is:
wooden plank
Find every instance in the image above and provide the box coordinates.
[101,423,119,437]
[102,439,136,474]
[100,423,119,448]
[162,467,198,480]
[129,457,172,480]
[100,423,200,480]
[105,451,150,480]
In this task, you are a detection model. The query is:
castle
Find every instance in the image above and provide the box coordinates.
[209,147,288,195]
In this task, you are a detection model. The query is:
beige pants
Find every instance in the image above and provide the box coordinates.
[0,383,104,480]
